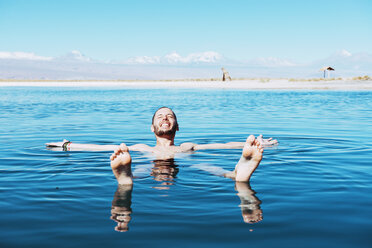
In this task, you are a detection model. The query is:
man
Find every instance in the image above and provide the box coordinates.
[46,107,277,185]
[109,107,276,185]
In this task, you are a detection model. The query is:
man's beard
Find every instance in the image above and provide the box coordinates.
[154,124,177,136]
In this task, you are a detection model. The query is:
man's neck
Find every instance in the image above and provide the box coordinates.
[155,135,175,148]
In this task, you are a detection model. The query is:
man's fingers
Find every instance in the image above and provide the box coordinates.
[119,143,128,152]
[115,145,125,155]
[257,141,262,149]
[246,135,255,144]
[112,143,129,161]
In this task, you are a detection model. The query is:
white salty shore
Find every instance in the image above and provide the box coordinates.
[1,79,372,90]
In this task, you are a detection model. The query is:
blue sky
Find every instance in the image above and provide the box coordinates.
[0,0,371,62]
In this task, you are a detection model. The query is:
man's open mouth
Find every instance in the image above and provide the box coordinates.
[160,122,170,128]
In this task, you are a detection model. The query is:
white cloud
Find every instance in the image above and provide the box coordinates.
[0,51,52,61]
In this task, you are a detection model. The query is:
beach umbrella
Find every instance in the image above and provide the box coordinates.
[320,66,335,78]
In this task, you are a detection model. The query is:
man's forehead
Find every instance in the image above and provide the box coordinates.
[155,108,174,116]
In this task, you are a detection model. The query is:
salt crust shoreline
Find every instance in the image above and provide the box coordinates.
[1,80,372,90]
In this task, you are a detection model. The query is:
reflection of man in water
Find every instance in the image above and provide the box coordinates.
[111,159,179,232]
[111,185,133,232]
[110,107,276,185]
[151,159,179,189]
[110,164,263,232]
[235,182,263,224]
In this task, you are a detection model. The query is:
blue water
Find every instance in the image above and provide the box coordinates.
[0,87,371,248]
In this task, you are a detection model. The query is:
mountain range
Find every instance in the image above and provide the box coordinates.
[0,49,371,80]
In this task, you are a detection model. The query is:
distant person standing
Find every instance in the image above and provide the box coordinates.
[221,67,232,81]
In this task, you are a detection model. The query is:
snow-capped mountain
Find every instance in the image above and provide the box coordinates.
[248,57,297,67]
[54,50,93,63]
[0,51,52,61]
[124,51,224,65]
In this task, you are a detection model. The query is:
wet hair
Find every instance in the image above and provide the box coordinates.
[152,107,178,125]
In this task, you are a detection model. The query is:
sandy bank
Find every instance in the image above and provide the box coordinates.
[1,79,371,90]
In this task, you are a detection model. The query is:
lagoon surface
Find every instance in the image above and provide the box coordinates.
[0,87,371,248]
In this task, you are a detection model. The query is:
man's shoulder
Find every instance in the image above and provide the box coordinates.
[128,143,153,152]
[179,142,197,152]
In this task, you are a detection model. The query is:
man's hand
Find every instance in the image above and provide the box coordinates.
[257,135,278,146]
[45,139,69,147]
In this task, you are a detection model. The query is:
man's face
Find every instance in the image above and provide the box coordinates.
[152,108,178,136]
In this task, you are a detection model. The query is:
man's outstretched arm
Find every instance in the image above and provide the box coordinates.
[46,140,119,151]
[46,140,151,152]
[188,135,277,151]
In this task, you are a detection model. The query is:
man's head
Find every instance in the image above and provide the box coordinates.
[151,107,179,137]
